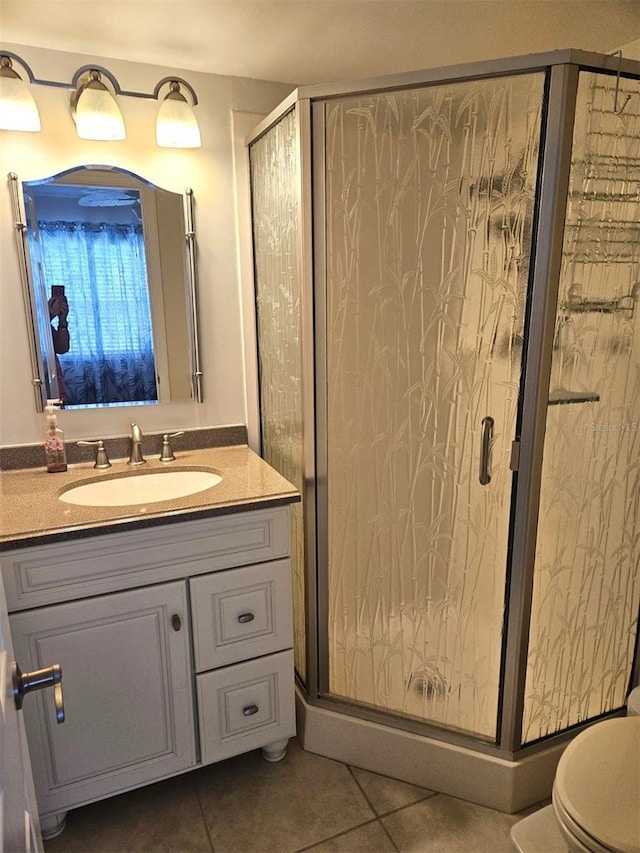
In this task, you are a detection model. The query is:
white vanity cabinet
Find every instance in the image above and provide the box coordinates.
[1,504,296,835]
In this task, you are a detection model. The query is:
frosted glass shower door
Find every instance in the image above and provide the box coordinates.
[523,71,640,743]
[322,74,545,738]
[250,109,307,681]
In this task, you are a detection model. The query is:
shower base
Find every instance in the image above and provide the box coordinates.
[295,689,565,813]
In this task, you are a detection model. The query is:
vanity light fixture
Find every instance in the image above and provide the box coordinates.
[155,80,201,148]
[0,55,41,132]
[71,69,126,141]
[0,51,201,147]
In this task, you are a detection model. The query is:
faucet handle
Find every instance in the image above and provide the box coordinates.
[77,439,111,469]
[159,431,185,462]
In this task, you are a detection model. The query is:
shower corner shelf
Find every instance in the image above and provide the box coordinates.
[561,287,638,318]
[548,390,600,406]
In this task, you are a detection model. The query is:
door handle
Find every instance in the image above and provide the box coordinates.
[12,661,65,724]
[479,416,495,486]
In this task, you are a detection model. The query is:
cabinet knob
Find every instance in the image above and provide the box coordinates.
[237,612,255,624]
[172,614,182,631]
[242,704,259,717]
[12,661,65,724]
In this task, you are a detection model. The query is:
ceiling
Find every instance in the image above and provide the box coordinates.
[1,0,639,86]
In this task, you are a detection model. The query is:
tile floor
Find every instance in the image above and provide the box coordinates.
[43,738,542,853]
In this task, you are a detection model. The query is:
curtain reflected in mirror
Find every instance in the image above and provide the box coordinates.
[36,211,158,406]
[10,166,202,410]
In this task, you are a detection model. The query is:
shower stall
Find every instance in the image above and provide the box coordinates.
[248,49,640,810]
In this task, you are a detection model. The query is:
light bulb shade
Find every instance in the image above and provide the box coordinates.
[0,59,41,131]
[73,72,125,141]
[156,85,201,148]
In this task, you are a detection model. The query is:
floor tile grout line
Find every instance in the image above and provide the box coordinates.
[347,763,440,819]
[379,790,440,820]
[293,817,387,852]
[346,764,380,816]
[194,777,217,853]
[344,764,406,852]
[378,817,401,852]
[291,764,395,853]
[375,792,442,852]
[377,793,445,852]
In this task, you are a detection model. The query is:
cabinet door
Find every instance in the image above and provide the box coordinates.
[9,582,195,817]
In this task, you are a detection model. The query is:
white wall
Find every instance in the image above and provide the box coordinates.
[0,43,292,447]
[619,38,640,59]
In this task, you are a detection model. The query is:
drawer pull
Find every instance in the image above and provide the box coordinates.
[242,704,259,717]
[237,612,255,624]
[172,614,182,631]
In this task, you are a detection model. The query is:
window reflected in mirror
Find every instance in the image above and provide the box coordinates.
[10,166,202,410]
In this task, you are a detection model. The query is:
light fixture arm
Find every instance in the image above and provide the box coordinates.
[1,50,69,90]
[71,64,123,96]
[1,52,33,80]
[2,53,128,100]
[0,52,199,104]
[153,76,199,107]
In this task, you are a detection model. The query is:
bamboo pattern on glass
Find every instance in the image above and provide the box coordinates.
[522,72,640,743]
[324,75,544,737]
[250,109,307,682]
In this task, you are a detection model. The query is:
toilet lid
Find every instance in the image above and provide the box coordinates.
[554,718,640,853]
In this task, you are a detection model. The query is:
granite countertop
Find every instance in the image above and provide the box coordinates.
[0,445,299,550]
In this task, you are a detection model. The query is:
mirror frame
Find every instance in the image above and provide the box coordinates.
[8,166,203,412]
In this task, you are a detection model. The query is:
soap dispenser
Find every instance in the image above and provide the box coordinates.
[44,400,68,473]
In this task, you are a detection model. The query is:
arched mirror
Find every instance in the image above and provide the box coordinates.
[9,165,203,411]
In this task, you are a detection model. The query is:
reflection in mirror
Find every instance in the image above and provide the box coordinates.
[8,166,203,410]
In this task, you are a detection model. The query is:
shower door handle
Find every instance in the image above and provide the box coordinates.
[479,416,494,486]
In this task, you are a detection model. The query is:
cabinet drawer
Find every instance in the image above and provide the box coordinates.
[190,559,293,671]
[197,650,295,764]
[1,506,291,611]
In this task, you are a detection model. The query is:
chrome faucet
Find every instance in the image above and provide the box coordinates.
[127,423,146,466]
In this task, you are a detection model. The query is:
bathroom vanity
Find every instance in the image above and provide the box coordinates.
[0,444,299,838]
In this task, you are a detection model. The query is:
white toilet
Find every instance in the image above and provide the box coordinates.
[552,717,640,853]
[511,691,640,853]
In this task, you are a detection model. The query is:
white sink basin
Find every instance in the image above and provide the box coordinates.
[59,470,223,507]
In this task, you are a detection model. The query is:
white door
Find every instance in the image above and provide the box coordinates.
[0,579,43,853]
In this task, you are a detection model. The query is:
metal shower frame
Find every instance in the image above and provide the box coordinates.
[247,48,640,760]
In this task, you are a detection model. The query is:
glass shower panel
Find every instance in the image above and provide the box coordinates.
[523,72,640,743]
[323,74,545,737]
[249,109,306,682]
